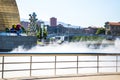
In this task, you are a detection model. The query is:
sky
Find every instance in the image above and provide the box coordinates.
[16,0,120,27]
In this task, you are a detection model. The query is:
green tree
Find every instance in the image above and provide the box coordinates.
[107,30,111,35]
[36,27,42,39]
[96,28,105,35]
[43,25,48,39]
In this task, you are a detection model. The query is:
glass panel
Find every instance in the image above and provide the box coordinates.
[118,61,120,66]
[99,62,116,67]
[0,57,2,72]
[118,56,120,61]
[57,56,77,61]
[99,68,116,72]
[118,67,120,72]
[4,71,29,78]
[4,63,30,70]
[0,57,2,63]
[32,63,54,69]
[99,56,116,61]
[79,62,97,67]
[56,69,76,75]
[56,62,76,68]
[0,72,1,79]
[32,56,55,62]
[78,68,97,74]
[4,56,30,62]
[79,56,97,61]
[0,64,2,71]
[32,70,54,76]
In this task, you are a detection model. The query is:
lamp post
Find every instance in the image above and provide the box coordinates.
[67,24,71,42]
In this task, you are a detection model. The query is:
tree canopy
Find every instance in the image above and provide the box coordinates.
[96,28,105,35]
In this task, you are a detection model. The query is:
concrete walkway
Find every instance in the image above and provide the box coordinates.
[1,73,120,80]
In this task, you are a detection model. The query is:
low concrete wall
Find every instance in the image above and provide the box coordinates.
[0,36,37,51]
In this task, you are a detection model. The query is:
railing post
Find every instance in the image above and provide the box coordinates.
[30,56,32,77]
[55,56,57,75]
[97,55,99,73]
[77,56,79,74]
[2,56,4,79]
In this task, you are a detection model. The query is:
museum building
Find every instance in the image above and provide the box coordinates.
[0,0,20,31]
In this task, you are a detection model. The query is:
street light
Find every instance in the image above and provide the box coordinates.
[67,24,71,42]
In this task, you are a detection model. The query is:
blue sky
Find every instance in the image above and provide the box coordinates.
[16,0,120,27]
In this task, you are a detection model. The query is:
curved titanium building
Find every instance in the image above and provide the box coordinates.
[0,0,20,31]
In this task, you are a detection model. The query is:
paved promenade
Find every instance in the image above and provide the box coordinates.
[1,73,120,80]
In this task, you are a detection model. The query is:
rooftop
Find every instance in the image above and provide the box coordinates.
[106,22,120,26]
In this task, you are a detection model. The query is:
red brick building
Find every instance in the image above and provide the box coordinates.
[50,17,57,27]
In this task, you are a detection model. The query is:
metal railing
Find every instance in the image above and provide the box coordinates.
[0,53,120,79]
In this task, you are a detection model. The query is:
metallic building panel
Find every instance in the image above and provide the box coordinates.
[0,0,20,31]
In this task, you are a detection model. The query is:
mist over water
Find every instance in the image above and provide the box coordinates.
[5,39,120,78]
[11,38,120,53]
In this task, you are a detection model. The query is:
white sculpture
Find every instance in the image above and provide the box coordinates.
[28,12,38,36]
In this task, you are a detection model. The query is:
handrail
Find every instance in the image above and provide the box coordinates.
[0,53,120,56]
[0,53,120,79]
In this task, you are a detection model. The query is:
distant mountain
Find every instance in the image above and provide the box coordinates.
[20,18,81,28]
[57,21,81,28]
